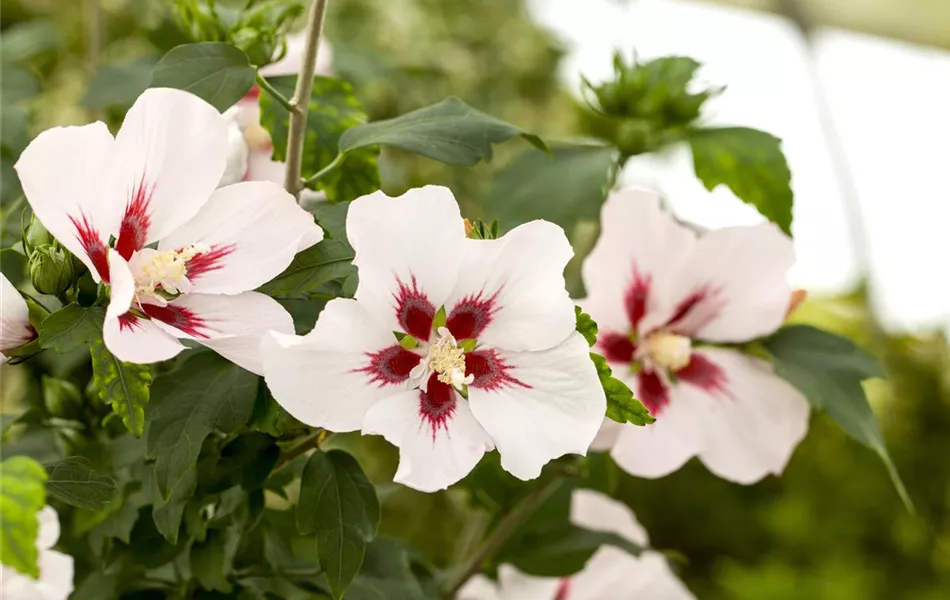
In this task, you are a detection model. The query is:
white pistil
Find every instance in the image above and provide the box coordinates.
[129,243,209,305]
[642,330,692,371]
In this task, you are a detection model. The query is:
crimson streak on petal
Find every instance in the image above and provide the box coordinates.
[465,349,529,391]
[446,291,498,341]
[142,303,210,338]
[117,313,142,332]
[677,353,730,396]
[420,373,456,440]
[625,266,651,332]
[186,244,236,280]
[68,213,110,282]
[637,369,670,415]
[394,276,436,341]
[357,344,421,386]
[115,177,153,260]
[599,332,636,364]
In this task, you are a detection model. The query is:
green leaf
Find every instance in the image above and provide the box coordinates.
[83,59,156,109]
[591,353,655,426]
[150,42,256,112]
[202,432,279,493]
[688,126,793,234]
[38,305,105,352]
[44,457,116,510]
[296,450,380,599]
[0,20,61,64]
[486,143,617,232]
[150,465,197,544]
[257,239,355,299]
[0,456,47,577]
[191,526,239,593]
[347,537,427,600]
[575,306,598,347]
[260,75,380,202]
[763,325,911,509]
[147,352,259,499]
[90,338,152,438]
[338,97,548,167]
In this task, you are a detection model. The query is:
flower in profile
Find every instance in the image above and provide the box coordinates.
[1,273,36,362]
[582,188,809,484]
[0,506,74,600]
[262,186,605,492]
[459,489,694,600]
[15,88,322,374]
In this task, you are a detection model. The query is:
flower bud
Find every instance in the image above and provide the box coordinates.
[29,245,76,296]
[232,27,275,68]
[26,217,51,249]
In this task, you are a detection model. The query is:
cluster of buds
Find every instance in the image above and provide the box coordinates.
[25,217,76,296]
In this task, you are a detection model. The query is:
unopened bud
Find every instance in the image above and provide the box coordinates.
[29,246,76,296]
[26,218,51,249]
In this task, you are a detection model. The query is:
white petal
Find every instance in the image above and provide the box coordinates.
[664,224,794,342]
[36,549,74,600]
[262,299,411,431]
[581,188,697,334]
[158,181,323,295]
[260,35,333,77]
[1,273,35,356]
[14,122,117,281]
[363,389,494,492]
[446,220,575,351]
[110,88,228,255]
[468,333,606,481]
[589,418,624,452]
[245,149,286,185]
[570,548,695,600]
[693,349,810,484]
[458,565,562,600]
[569,489,648,546]
[35,506,60,550]
[150,292,294,375]
[348,186,465,338]
[218,113,249,187]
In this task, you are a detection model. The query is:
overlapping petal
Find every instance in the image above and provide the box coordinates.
[1,273,35,360]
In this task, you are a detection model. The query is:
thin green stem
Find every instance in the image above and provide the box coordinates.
[283,0,330,198]
[301,151,344,187]
[442,476,566,599]
[256,72,295,112]
[274,428,331,470]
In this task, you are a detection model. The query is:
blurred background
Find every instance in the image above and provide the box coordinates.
[2,0,949,598]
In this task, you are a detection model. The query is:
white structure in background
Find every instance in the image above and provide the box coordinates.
[529,0,950,334]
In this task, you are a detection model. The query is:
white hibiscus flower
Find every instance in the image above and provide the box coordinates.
[0,506,74,600]
[583,188,810,484]
[1,273,36,362]
[14,88,323,375]
[262,186,606,492]
[459,489,694,600]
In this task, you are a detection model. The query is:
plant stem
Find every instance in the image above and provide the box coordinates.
[283,0,330,198]
[274,428,329,470]
[442,476,566,599]
[256,72,295,112]
[301,151,344,187]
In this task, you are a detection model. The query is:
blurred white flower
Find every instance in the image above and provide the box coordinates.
[0,506,74,600]
[1,273,36,362]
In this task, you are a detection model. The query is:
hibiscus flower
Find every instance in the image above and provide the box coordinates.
[1,273,36,362]
[262,186,605,492]
[459,489,694,600]
[582,188,809,484]
[15,88,323,375]
[0,506,73,600]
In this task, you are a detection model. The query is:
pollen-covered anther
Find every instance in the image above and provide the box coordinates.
[130,242,210,303]
[642,330,692,371]
[428,326,474,390]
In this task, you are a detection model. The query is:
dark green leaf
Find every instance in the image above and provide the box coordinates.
[592,354,654,426]
[191,526,240,593]
[0,456,47,577]
[150,465,197,544]
[688,126,793,234]
[202,432,279,493]
[486,143,617,232]
[763,325,911,509]
[147,352,259,499]
[258,239,355,299]
[310,201,349,241]
[338,97,548,167]
[347,537,427,600]
[261,75,379,202]
[296,450,380,599]
[150,42,256,112]
[38,305,105,352]
[44,457,116,510]
[575,306,598,347]
[90,339,152,437]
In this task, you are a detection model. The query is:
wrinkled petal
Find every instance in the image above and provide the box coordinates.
[219,109,249,187]
[262,299,417,431]
[348,186,465,339]
[693,348,810,484]
[149,292,293,375]
[1,273,36,357]
[582,188,697,335]
[158,181,323,295]
[446,220,575,351]
[661,224,794,342]
[468,333,605,481]
[15,122,117,281]
[110,88,228,258]
[363,388,494,492]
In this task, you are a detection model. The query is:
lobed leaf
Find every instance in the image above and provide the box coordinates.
[591,354,655,426]
[38,304,104,353]
[90,339,152,438]
[0,456,48,577]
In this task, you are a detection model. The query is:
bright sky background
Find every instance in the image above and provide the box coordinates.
[528,0,950,334]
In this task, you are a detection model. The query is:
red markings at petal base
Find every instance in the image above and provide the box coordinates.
[186,244,236,280]
[419,374,457,439]
[394,276,436,341]
[625,268,651,331]
[677,353,729,396]
[465,349,529,391]
[142,303,210,338]
[68,213,110,282]
[599,332,636,364]
[665,286,724,337]
[554,579,572,600]
[446,291,497,340]
[638,369,670,415]
[115,178,153,260]
[117,313,142,332]
[358,344,422,386]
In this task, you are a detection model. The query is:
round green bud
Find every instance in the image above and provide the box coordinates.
[29,245,76,296]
